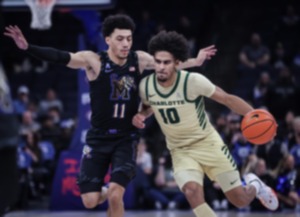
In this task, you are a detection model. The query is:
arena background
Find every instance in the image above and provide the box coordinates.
[0,0,300,216]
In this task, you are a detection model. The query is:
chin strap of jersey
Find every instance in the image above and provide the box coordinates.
[26,44,71,65]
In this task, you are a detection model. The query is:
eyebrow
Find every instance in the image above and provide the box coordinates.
[116,35,132,38]
[155,59,171,63]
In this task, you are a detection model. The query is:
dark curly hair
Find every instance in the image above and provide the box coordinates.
[102,14,135,37]
[148,31,189,62]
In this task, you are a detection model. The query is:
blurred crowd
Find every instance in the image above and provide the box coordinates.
[1,0,300,213]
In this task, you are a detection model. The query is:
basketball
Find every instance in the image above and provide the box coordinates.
[241,109,277,145]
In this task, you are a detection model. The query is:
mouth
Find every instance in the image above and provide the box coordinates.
[121,50,129,55]
[158,71,166,75]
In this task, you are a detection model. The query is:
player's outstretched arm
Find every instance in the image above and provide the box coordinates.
[210,86,254,116]
[4,25,92,69]
[137,45,217,72]
[178,45,217,69]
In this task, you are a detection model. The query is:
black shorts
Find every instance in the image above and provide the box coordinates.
[77,130,139,194]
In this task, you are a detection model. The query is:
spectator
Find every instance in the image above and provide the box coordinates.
[13,85,30,116]
[255,139,288,171]
[136,137,153,175]
[223,113,241,148]
[278,5,300,56]
[277,110,296,142]
[39,89,63,115]
[231,132,253,171]
[239,33,271,75]
[265,67,299,121]
[289,117,300,168]
[272,42,290,71]
[19,111,40,136]
[276,155,300,210]
[252,71,272,107]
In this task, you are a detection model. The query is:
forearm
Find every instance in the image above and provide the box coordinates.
[225,94,254,116]
[177,58,199,70]
[139,104,153,118]
[26,44,71,65]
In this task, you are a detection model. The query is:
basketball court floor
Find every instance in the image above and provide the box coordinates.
[4,211,300,217]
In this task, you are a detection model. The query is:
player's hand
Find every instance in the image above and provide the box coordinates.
[4,25,29,50]
[196,45,217,65]
[132,113,146,129]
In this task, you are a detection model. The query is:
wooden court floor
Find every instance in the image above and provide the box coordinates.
[4,211,300,217]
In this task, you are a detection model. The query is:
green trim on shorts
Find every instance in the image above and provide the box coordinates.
[221,145,237,169]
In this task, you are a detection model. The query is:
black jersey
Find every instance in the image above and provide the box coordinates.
[88,50,141,135]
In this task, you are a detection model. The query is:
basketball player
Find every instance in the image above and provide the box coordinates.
[0,64,19,216]
[4,15,216,216]
[132,31,279,217]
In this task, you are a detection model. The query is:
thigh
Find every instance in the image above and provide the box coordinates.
[111,135,138,187]
[170,148,204,175]
[204,145,238,181]
[77,144,111,194]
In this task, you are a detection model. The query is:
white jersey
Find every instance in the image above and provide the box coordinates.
[139,70,223,150]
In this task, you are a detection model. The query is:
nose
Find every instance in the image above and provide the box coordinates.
[122,39,130,47]
[158,62,165,71]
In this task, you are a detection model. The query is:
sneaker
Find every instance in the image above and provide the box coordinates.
[244,173,279,211]
[99,186,108,204]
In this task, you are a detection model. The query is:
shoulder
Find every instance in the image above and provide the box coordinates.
[186,72,210,83]
[140,74,153,87]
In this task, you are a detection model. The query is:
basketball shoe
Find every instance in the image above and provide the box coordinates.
[244,173,279,211]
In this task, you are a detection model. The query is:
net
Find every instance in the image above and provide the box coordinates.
[25,0,56,30]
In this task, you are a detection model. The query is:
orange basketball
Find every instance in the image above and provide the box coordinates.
[241,109,277,145]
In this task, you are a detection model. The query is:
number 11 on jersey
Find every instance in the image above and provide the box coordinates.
[113,103,125,118]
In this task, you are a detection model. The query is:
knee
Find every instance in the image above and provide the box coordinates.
[81,194,99,209]
[182,182,203,199]
[107,185,124,206]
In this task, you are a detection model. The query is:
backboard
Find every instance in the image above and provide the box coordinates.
[1,0,115,10]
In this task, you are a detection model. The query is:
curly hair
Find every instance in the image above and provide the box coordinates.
[148,31,189,62]
[102,14,135,37]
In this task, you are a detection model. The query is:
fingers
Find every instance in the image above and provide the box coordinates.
[3,32,14,38]
[203,45,217,55]
[203,45,215,50]
[132,114,146,129]
[14,25,23,35]
[4,26,16,36]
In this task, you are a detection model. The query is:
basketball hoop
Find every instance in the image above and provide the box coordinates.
[25,0,56,30]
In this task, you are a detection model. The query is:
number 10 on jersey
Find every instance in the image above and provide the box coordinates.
[113,103,125,118]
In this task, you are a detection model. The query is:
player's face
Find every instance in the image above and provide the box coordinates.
[106,29,133,59]
[154,51,179,83]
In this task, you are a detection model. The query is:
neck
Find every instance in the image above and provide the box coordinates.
[158,70,178,88]
[107,49,127,66]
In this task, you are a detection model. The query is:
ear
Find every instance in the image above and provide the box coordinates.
[105,36,110,45]
[175,59,180,68]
